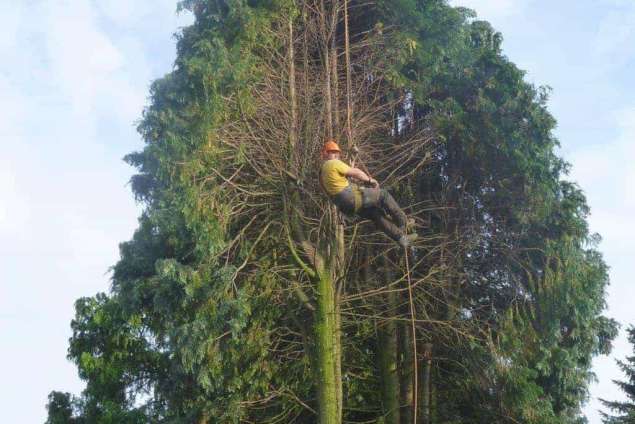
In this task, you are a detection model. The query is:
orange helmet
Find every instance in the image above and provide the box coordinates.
[322,139,341,154]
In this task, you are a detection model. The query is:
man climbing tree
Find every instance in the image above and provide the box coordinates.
[320,139,416,250]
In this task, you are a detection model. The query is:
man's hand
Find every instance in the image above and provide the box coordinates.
[346,167,379,187]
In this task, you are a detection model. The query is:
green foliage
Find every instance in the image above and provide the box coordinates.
[364,2,616,421]
[46,0,616,423]
[600,326,635,423]
[46,392,82,424]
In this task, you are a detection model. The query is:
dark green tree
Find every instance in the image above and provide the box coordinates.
[601,326,635,423]
[46,392,82,424]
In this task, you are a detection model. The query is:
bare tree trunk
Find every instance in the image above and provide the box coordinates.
[320,0,333,138]
[315,270,339,424]
[377,260,400,424]
[431,373,437,424]
[289,17,298,153]
[334,292,343,421]
[331,7,340,137]
[302,4,310,117]
[420,343,433,424]
[289,12,340,423]
[329,2,344,419]
[405,258,418,424]
[399,321,414,424]
[343,0,352,148]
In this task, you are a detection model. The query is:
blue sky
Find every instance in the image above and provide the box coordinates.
[0,2,193,422]
[0,1,632,422]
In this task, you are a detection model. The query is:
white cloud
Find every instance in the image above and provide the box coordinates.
[615,109,635,209]
[592,3,635,68]
[95,0,152,25]
[570,107,635,224]
[0,3,21,55]
[94,0,183,28]
[0,75,25,138]
[0,164,30,235]
[0,73,30,237]
[43,1,124,117]
[449,0,529,22]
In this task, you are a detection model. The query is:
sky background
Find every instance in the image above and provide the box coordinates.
[0,0,632,422]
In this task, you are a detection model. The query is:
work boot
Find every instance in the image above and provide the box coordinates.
[407,245,417,262]
[398,233,418,249]
[398,233,418,262]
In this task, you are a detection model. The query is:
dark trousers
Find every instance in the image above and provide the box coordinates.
[332,185,407,242]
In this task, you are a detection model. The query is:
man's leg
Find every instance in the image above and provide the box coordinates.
[378,189,407,230]
[358,187,417,251]
[379,192,418,254]
[358,207,405,243]
[360,187,408,227]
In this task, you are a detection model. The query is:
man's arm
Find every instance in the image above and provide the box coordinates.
[346,167,378,187]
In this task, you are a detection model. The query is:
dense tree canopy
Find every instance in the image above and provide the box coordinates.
[47,0,617,423]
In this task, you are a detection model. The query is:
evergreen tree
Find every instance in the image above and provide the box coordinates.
[45,392,81,424]
[46,1,617,423]
[601,326,635,423]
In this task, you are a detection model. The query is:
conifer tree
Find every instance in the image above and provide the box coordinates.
[601,326,635,423]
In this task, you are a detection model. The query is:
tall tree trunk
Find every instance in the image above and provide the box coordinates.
[334,293,343,421]
[405,258,418,424]
[377,261,400,424]
[320,0,333,138]
[420,343,433,424]
[343,0,352,148]
[288,17,297,154]
[378,323,400,424]
[329,2,344,419]
[331,11,340,137]
[431,371,437,424]
[314,269,339,424]
[289,12,341,422]
[399,321,414,424]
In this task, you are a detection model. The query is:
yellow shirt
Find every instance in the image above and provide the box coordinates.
[320,159,351,196]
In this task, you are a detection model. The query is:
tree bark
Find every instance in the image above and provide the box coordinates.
[420,343,433,424]
[377,275,401,424]
[343,0,352,147]
[314,269,339,424]
[320,0,333,138]
[399,321,414,424]
[288,17,298,154]
[334,294,343,421]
